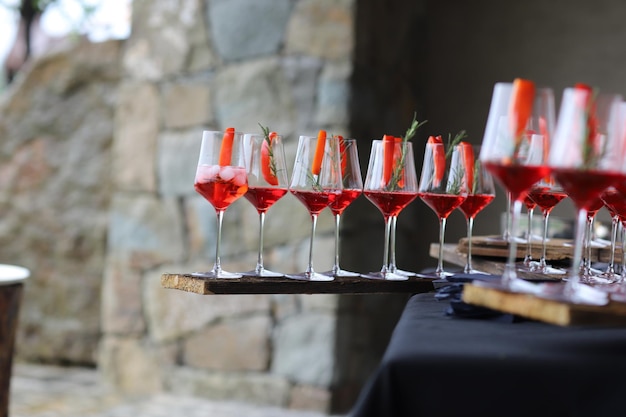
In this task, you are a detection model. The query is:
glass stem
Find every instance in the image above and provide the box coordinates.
[464,216,474,274]
[503,199,522,286]
[214,209,225,275]
[381,216,392,274]
[503,192,512,240]
[585,216,594,275]
[524,207,533,265]
[389,215,397,272]
[255,211,266,274]
[332,213,341,274]
[621,223,626,283]
[435,216,447,277]
[567,208,588,292]
[606,216,618,275]
[539,210,550,269]
[306,213,318,276]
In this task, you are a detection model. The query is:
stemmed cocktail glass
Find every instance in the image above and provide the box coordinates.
[287,132,342,281]
[322,137,363,278]
[457,145,496,274]
[526,176,568,275]
[416,137,468,279]
[599,187,626,282]
[549,84,624,302]
[479,79,550,288]
[193,129,249,278]
[363,138,418,280]
[241,127,289,277]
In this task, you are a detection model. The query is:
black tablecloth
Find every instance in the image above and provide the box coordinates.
[349,292,626,417]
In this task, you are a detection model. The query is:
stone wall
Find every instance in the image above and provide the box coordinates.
[99,0,358,413]
[0,39,121,364]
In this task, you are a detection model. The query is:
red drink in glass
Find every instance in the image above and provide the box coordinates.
[195,165,248,210]
[483,162,549,201]
[364,191,417,217]
[552,168,622,210]
[330,189,362,216]
[291,190,337,215]
[245,187,288,213]
[527,187,568,213]
[418,192,466,219]
[459,194,495,219]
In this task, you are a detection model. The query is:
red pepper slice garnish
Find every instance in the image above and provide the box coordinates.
[312,130,327,176]
[218,127,235,166]
[509,78,536,146]
[428,135,445,187]
[382,134,395,184]
[261,131,279,185]
[460,141,475,193]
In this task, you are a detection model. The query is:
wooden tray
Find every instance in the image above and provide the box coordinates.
[431,243,565,281]
[161,273,436,295]
[462,281,626,326]
[456,235,617,262]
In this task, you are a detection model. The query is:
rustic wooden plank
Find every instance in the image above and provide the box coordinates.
[430,243,565,281]
[456,235,615,262]
[161,273,436,295]
[462,281,626,327]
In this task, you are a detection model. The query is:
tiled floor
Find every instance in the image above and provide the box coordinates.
[9,364,333,417]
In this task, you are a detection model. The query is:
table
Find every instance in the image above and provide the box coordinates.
[349,292,626,417]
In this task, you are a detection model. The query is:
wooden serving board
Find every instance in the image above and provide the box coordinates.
[456,235,618,262]
[462,281,626,326]
[161,273,436,295]
[431,243,565,281]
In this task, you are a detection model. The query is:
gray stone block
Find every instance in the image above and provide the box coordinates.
[208,0,292,61]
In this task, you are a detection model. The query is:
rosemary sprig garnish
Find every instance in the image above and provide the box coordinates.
[445,130,467,160]
[447,166,465,195]
[385,113,428,191]
[259,123,278,177]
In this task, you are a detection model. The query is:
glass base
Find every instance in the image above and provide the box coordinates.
[415,270,454,279]
[361,271,409,281]
[240,268,284,278]
[530,263,567,275]
[191,270,242,279]
[390,268,417,277]
[321,268,361,278]
[285,272,334,281]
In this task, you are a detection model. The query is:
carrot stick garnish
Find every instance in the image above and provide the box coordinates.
[337,135,347,177]
[261,131,279,185]
[219,127,235,166]
[382,134,395,184]
[508,78,536,146]
[428,135,445,187]
[460,142,475,193]
[574,83,598,164]
[312,130,327,175]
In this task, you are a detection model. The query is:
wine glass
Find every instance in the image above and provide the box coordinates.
[241,128,289,277]
[479,79,551,288]
[363,138,418,280]
[457,145,496,274]
[416,138,468,279]
[193,129,248,278]
[322,137,363,278]
[548,85,624,302]
[287,132,342,281]
[599,187,626,282]
[526,176,568,275]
